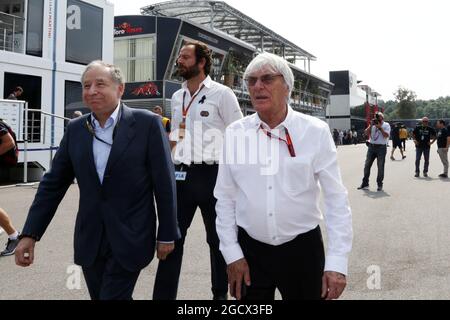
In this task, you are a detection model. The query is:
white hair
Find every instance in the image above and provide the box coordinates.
[81,60,124,86]
[243,52,294,100]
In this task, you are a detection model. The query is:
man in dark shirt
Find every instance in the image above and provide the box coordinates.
[6,87,23,100]
[390,122,405,161]
[413,117,436,178]
[435,119,449,178]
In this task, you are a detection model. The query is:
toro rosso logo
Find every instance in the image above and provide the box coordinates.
[114,22,143,35]
[131,82,161,97]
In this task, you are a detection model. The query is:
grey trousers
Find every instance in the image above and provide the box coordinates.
[437,148,449,175]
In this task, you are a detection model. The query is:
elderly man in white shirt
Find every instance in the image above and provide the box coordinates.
[214,52,353,300]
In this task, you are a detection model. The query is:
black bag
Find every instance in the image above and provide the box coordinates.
[0,120,19,167]
[365,141,370,147]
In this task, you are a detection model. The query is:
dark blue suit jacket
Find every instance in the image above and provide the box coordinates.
[22,104,180,272]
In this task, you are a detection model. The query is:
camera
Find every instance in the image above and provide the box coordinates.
[372,113,382,126]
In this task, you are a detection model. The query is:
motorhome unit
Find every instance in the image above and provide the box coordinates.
[0,0,114,182]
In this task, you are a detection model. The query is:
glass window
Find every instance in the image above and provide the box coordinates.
[114,36,155,82]
[66,0,103,65]
[26,0,43,57]
[64,81,88,119]
[0,1,25,53]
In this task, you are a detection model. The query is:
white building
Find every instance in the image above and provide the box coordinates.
[326,70,380,132]
[0,0,114,181]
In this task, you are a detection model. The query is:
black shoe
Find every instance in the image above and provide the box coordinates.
[439,174,448,178]
[357,184,369,190]
[1,237,20,256]
[423,172,428,178]
[377,185,383,192]
[414,172,420,178]
[213,294,228,300]
[402,156,406,160]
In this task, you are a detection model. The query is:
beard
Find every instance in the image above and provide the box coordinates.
[177,63,201,80]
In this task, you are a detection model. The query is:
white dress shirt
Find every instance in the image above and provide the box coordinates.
[214,106,353,275]
[370,122,391,145]
[91,103,120,184]
[170,76,243,165]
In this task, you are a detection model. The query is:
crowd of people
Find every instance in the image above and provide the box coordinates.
[332,128,360,146]
[355,115,449,191]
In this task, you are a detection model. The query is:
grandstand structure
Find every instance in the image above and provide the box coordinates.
[115,0,333,117]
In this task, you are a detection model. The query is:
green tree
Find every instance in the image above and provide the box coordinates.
[394,87,417,119]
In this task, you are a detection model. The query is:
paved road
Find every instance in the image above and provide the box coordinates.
[0,141,449,300]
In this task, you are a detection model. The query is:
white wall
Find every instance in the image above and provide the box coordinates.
[326,118,351,131]
[0,0,114,171]
[328,95,350,117]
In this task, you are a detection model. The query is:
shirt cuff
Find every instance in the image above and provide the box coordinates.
[221,244,245,265]
[324,255,349,276]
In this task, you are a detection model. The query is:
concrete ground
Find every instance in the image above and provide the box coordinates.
[0,140,449,300]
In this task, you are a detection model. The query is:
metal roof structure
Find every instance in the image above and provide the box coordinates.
[141,0,317,62]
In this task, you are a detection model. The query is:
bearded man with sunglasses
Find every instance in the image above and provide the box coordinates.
[15,61,180,300]
[214,52,352,300]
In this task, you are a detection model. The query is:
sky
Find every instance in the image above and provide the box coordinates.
[109,0,450,101]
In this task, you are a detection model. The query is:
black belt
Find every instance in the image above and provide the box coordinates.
[369,143,386,147]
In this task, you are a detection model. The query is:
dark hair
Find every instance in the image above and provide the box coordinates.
[183,41,213,76]
[375,112,384,119]
[437,119,446,126]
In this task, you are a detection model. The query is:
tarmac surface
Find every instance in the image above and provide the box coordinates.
[0,140,449,300]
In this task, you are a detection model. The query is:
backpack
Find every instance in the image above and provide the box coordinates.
[0,120,19,167]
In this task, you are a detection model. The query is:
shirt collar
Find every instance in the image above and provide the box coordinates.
[91,102,121,129]
[254,105,295,132]
[182,75,212,92]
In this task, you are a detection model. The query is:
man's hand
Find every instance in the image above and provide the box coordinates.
[157,242,175,261]
[227,258,251,300]
[321,271,347,300]
[15,237,36,267]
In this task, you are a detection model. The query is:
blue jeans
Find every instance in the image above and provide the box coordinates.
[415,147,431,173]
[362,145,387,186]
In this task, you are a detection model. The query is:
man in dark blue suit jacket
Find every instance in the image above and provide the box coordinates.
[15,61,180,300]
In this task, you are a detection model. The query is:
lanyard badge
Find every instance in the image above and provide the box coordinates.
[179,85,205,140]
[260,125,296,157]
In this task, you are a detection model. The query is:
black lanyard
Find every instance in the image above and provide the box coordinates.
[85,107,121,147]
